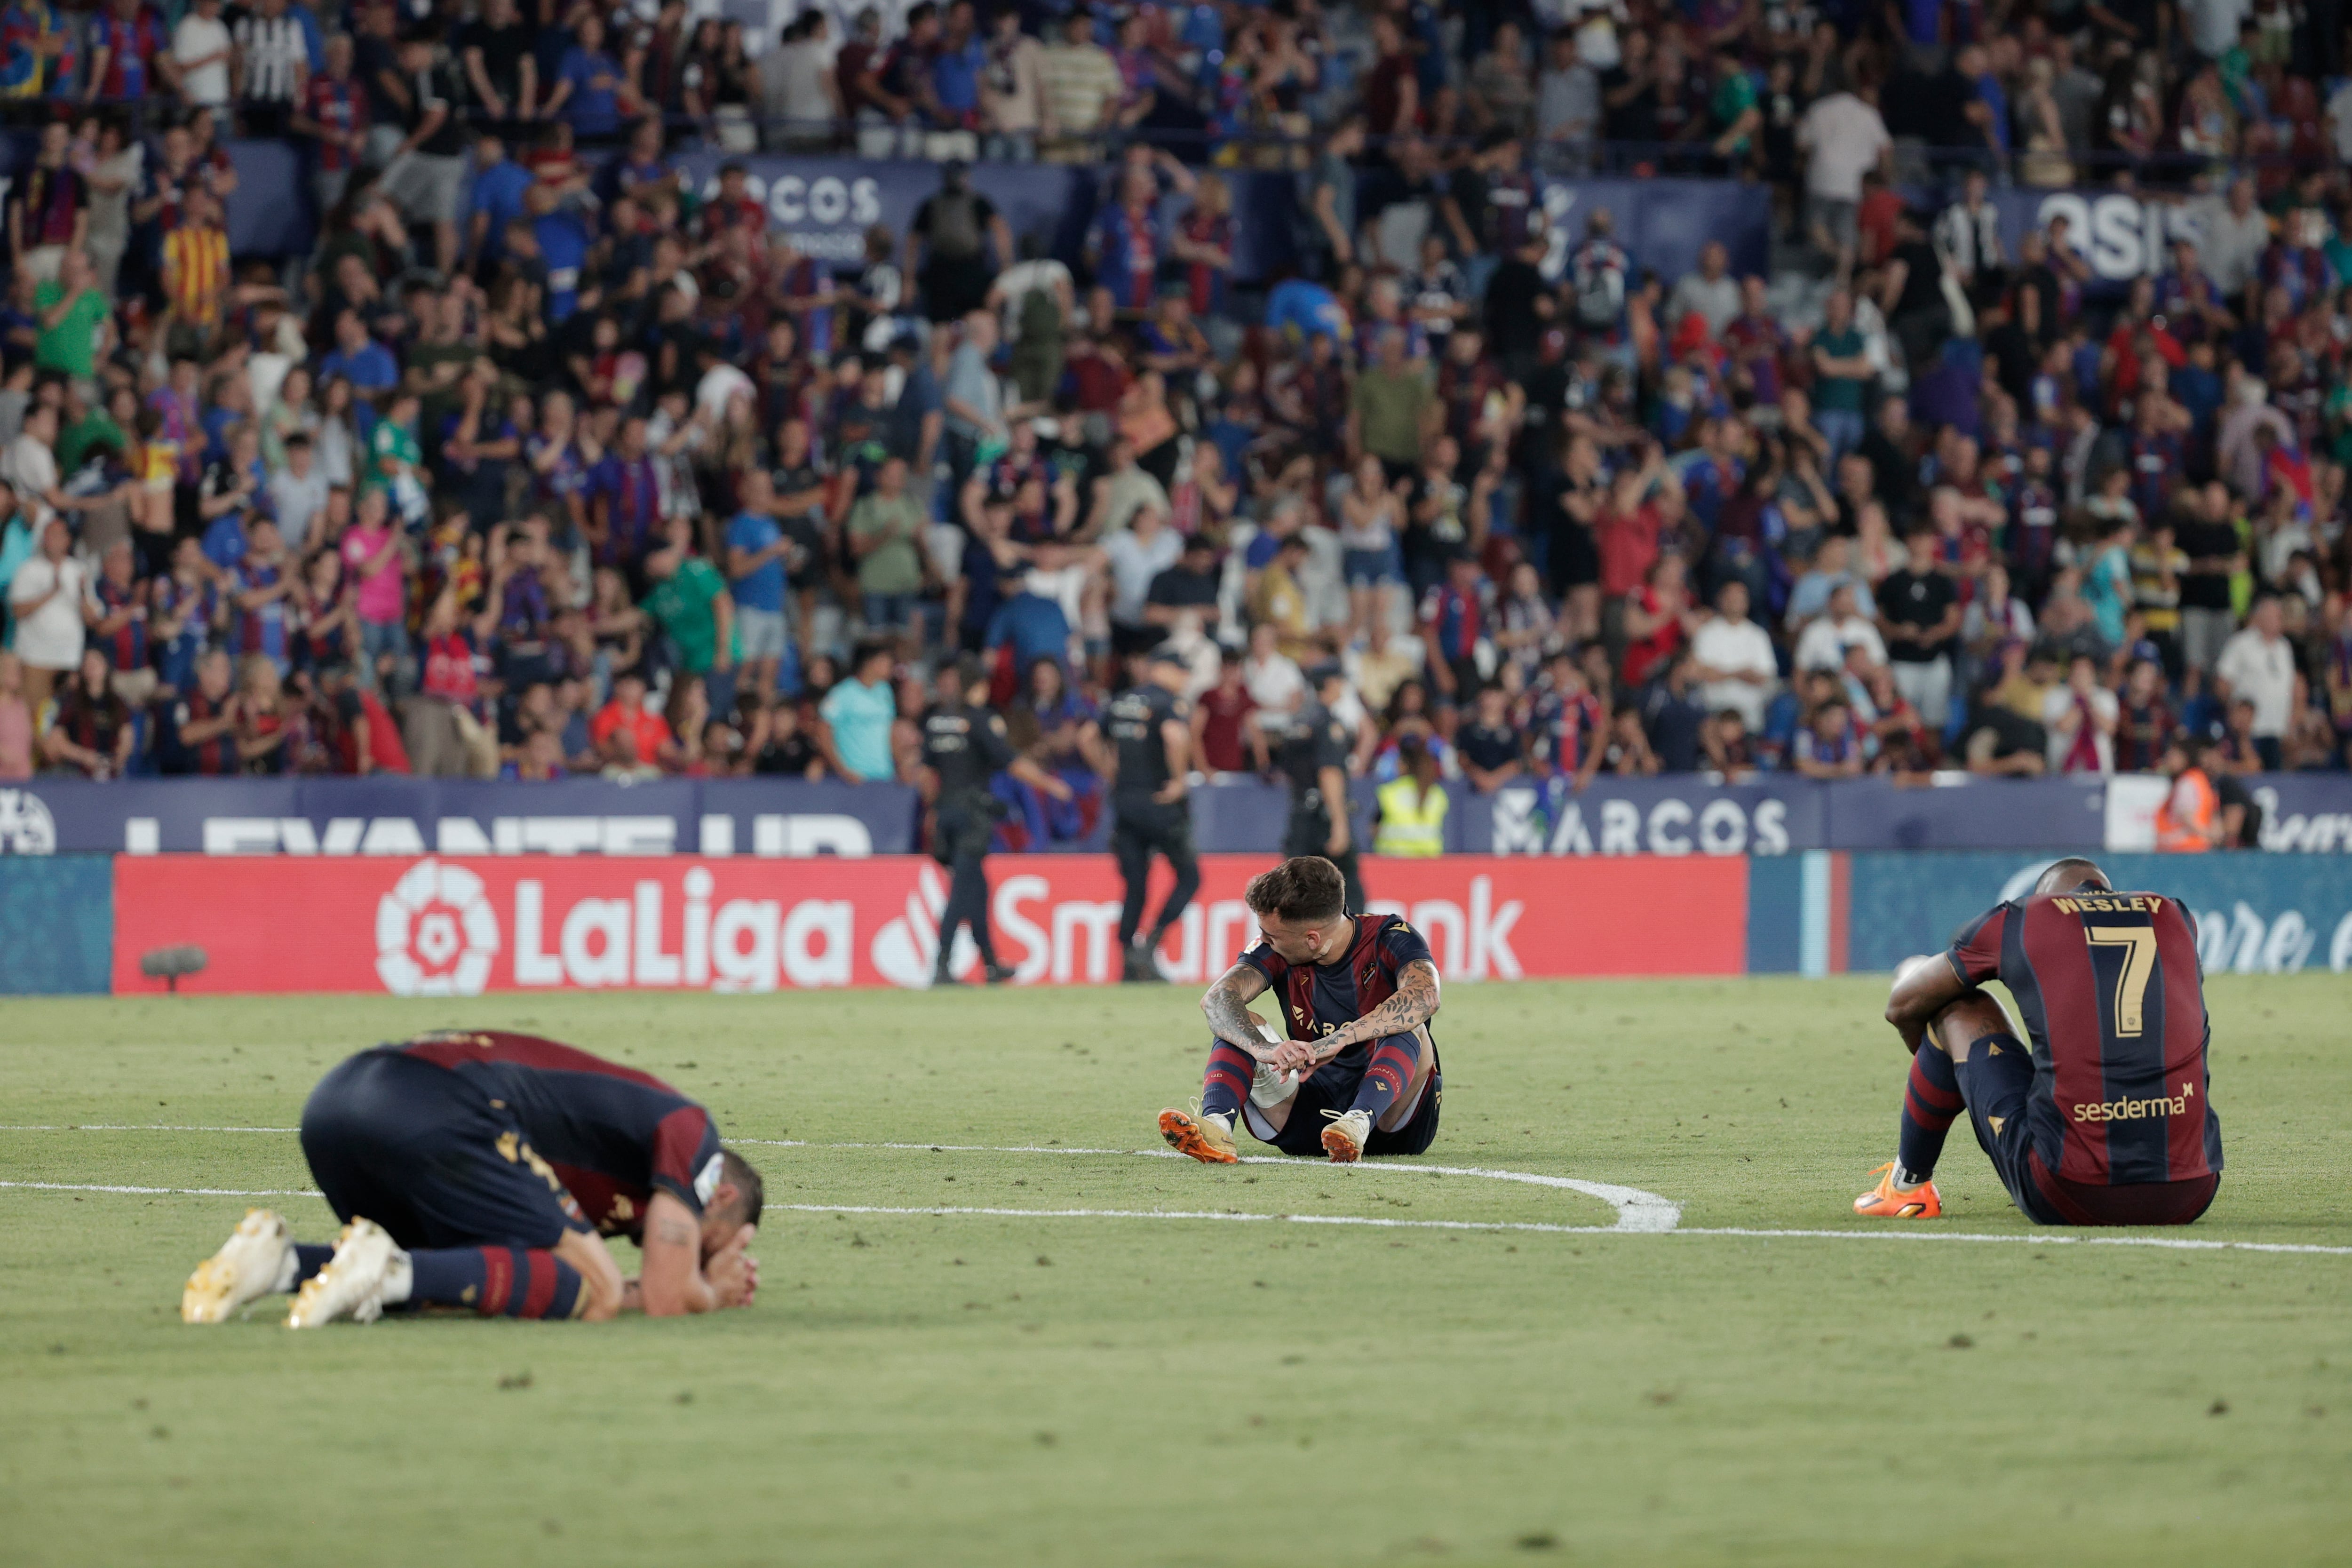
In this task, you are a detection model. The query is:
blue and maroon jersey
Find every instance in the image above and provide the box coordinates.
[1419,583,1484,663]
[1241,914,1436,1073]
[395,1030,727,1242]
[300,73,366,171]
[229,558,289,665]
[1946,891,2221,1188]
[89,6,166,99]
[95,573,147,673]
[590,451,662,569]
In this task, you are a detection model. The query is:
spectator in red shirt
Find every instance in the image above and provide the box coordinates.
[1594,444,1675,600]
[590,666,680,773]
[1191,647,1260,774]
[1621,552,1697,688]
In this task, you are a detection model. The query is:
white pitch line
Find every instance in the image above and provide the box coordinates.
[5,1129,2347,1257]
[0,1180,320,1198]
[3,1180,2349,1256]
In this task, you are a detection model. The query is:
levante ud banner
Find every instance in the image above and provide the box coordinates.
[110,854,1747,996]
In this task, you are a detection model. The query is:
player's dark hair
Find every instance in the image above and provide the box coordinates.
[718,1148,763,1229]
[2034,858,2111,895]
[1244,856,1347,924]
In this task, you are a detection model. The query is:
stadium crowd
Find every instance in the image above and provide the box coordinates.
[0,0,2347,853]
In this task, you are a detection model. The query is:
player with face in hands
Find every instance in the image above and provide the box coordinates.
[918,657,1072,986]
[181,1031,762,1327]
[1159,855,1443,1165]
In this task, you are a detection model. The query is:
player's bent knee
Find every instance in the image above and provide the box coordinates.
[1932,992,2014,1062]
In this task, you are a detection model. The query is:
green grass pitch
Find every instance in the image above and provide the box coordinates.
[3,976,2349,1567]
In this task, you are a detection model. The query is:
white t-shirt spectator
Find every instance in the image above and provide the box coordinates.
[1,430,58,523]
[8,553,89,672]
[1666,272,1740,338]
[2187,0,2249,56]
[1690,613,1779,729]
[1794,612,1886,672]
[175,11,235,106]
[1242,650,1304,719]
[1103,525,1180,627]
[270,464,330,555]
[2215,627,2295,737]
[1797,92,1890,201]
[2042,683,2118,773]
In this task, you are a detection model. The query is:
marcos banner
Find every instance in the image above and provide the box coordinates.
[110,852,1747,996]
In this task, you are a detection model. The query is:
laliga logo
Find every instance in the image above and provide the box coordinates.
[377,858,501,997]
[869,861,978,988]
[0,788,57,855]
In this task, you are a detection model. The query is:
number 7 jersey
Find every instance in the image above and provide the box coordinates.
[1946,891,2222,1187]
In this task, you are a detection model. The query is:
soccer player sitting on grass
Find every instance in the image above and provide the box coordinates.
[1859,858,2223,1226]
[182,1032,763,1327]
[1159,855,1444,1166]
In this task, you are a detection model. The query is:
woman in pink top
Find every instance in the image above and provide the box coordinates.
[0,652,34,780]
[339,488,407,691]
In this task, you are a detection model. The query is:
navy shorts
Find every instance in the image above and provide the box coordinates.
[1949,1031,2062,1224]
[1242,1040,1443,1159]
[299,1048,585,1250]
[1953,1033,2220,1227]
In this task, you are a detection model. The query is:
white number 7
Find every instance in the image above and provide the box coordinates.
[2086,927,2157,1037]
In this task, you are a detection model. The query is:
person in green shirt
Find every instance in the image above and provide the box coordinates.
[1349,327,1435,473]
[368,390,429,528]
[56,384,125,475]
[1810,287,1872,464]
[1708,46,1760,163]
[847,454,932,633]
[34,250,111,384]
[642,516,735,675]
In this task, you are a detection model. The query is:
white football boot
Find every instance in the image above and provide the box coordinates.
[1320,1107,1373,1163]
[286,1218,405,1328]
[181,1208,294,1323]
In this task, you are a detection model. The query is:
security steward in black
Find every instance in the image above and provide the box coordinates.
[1084,646,1200,983]
[918,660,1071,986]
[1279,661,1366,913]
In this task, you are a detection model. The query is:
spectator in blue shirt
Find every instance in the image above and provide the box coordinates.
[818,640,898,782]
[983,581,1073,677]
[547,13,625,141]
[724,469,796,703]
[465,132,534,266]
[929,0,985,130]
[317,310,399,400]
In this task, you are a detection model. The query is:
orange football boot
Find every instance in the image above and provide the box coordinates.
[1853,1162,1942,1218]
[1160,1107,1238,1163]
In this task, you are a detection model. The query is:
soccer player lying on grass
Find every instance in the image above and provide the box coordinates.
[182,1031,763,1327]
[1159,855,1443,1165]
[1859,857,2223,1226]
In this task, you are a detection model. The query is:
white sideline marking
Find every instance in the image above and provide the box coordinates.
[0,1180,318,1197]
[3,1128,2346,1257]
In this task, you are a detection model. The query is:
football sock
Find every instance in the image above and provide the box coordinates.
[1897,1046,1965,1184]
[282,1243,335,1292]
[1200,1040,1257,1122]
[406,1248,586,1319]
[1349,1033,1423,1123]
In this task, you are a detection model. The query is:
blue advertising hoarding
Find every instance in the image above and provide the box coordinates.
[1846,851,2352,974]
[8,774,2352,859]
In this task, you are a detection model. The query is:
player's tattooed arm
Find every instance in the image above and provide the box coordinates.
[1322,957,1440,1059]
[1201,962,1277,1059]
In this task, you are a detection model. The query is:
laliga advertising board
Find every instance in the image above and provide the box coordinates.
[110,855,1746,996]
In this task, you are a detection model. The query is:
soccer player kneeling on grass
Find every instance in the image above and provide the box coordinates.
[181,1032,763,1327]
[1158,855,1443,1166]
[1859,858,2223,1226]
